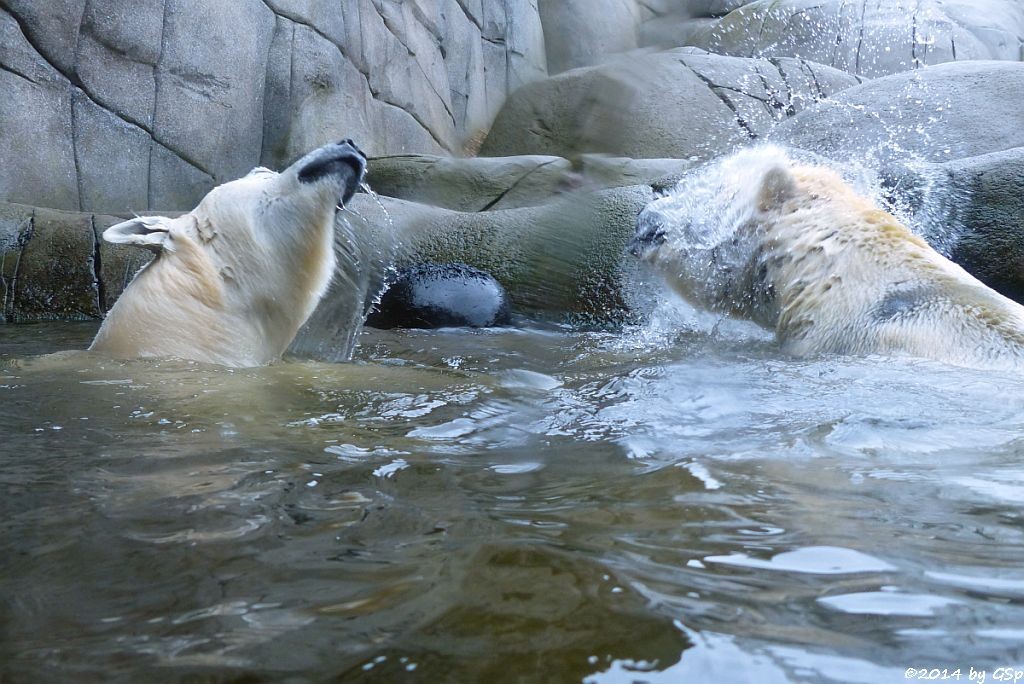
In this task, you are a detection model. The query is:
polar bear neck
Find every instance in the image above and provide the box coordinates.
[92,216,337,368]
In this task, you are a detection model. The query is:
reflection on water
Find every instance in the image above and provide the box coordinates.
[3,313,1024,682]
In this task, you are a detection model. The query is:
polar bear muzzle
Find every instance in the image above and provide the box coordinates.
[296,138,367,206]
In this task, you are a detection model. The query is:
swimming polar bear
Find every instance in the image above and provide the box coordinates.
[90,140,367,367]
[629,146,1024,369]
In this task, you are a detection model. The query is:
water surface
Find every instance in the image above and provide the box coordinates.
[3,310,1024,682]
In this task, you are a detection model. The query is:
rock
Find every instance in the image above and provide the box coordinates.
[640,16,717,49]
[479,49,859,160]
[366,263,511,329]
[366,155,574,212]
[686,0,1024,78]
[0,203,158,322]
[0,203,34,323]
[342,185,657,322]
[0,0,549,214]
[772,61,1024,164]
[9,208,100,321]
[576,155,698,192]
[153,0,275,184]
[947,150,1024,303]
[365,154,695,211]
[883,149,1024,304]
[0,9,78,211]
[539,0,642,74]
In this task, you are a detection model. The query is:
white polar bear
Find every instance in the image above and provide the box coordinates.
[630,146,1024,369]
[90,140,367,367]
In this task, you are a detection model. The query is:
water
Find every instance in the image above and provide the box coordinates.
[4,306,1024,682]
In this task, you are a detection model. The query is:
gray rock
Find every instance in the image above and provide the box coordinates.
[773,61,1024,164]
[73,92,153,213]
[686,0,1024,78]
[10,208,100,321]
[911,149,1024,304]
[340,184,656,322]
[640,16,717,49]
[0,0,550,213]
[540,0,641,74]
[480,49,859,159]
[0,9,78,211]
[0,203,34,322]
[366,154,696,211]
[153,0,275,183]
[366,154,574,212]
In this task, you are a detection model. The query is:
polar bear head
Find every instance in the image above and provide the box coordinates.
[629,146,800,328]
[90,140,368,367]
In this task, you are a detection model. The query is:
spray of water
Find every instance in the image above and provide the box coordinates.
[623,141,967,347]
[288,181,402,362]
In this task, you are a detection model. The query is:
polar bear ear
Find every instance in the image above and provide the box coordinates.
[103,216,173,253]
[757,165,797,212]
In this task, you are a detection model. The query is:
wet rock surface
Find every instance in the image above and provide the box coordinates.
[883,148,1024,304]
[0,203,152,323]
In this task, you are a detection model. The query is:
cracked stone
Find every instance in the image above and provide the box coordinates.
[686,0,1024,78]
[480,49,858,160]
[366,154,574,211]
[1,0,551,212]
[772,61,1024,164]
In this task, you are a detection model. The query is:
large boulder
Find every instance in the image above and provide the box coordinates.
[537,0,764,74]
[0,0,548,214]
[772,61,1024,164]
[345,186,656,322]
[479,49,859,159]
[686,0,1024,78]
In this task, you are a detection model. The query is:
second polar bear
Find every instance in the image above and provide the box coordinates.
[630,146,1024,369]
[90,140,367,367]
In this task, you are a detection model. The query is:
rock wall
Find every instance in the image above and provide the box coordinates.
[0,0,547,213]
[685,0,1024,78]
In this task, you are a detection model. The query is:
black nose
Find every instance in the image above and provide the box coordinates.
[297,140,368,204]
[337,138,367,160]
[627,224,666,257]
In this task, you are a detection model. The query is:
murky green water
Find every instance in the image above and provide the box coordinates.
[4,308,1024,683]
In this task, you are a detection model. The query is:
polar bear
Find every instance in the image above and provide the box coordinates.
[629,146,1024,369]
[89,140,367,367]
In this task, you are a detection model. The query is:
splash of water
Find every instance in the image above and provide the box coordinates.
[628,144,967,342]
[288,181,402,362]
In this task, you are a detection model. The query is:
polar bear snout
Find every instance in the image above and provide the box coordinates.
[628,213,667,258]
[296,139,368,206]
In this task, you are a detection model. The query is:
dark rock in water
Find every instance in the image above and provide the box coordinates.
[366,263,511,329]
